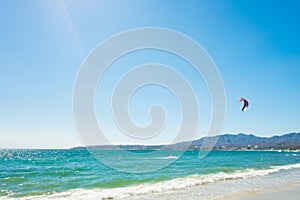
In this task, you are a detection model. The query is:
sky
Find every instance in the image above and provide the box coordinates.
[0,0,300,149]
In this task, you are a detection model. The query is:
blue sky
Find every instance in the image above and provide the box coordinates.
[0,0,299,148]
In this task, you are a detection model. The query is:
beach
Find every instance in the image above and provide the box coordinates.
[2,1,300,199]
[119,164,300,200]
[222,182,300,200]
[1,150,300,200]
[238,184,300,200]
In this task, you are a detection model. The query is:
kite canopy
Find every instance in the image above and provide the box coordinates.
[239,97,249,112]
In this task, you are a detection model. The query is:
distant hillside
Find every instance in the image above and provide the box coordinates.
[71,132,300,150]
[187,132,300,150]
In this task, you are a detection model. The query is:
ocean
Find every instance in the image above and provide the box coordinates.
[0,150,300,199]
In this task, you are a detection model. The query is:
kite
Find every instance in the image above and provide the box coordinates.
[239,98,249,112]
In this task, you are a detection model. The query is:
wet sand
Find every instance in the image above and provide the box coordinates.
[237,182,300,200]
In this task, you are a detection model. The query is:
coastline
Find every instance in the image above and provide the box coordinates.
[121,166,300,200]
[70,132,300,151]
[1,169,299,200]
[1,150,299,200]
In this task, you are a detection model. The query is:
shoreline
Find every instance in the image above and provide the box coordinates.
[1,151,299,200]
[236,182,300,200]
[122,167,300,200]
[1,170,299,200]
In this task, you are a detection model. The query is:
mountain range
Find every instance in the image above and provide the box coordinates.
[71,132,300,150]
[185,132,300,150]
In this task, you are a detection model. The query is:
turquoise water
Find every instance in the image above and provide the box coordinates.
[0,150,300,199]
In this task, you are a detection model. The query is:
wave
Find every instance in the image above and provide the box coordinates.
[154,156,179,159]
[2,163,300,200]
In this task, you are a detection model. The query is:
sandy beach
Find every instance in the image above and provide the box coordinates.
[237,182,300,200]
[122,167,300,200]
